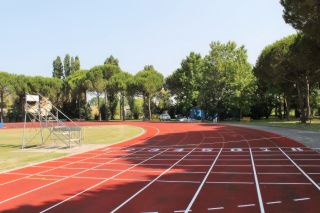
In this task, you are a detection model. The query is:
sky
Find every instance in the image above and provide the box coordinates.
[0,0,296,77]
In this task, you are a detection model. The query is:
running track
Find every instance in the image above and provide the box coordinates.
[0,122,319,213]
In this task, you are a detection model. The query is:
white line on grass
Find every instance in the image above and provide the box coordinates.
[184,148,223,213]
[110,147,199,213]
[279,148,320,191]
[249,148,265,213]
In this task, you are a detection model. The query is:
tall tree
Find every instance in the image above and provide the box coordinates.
[108,72,132,121]
[166,52,203,115]
[199,41,255,119]
[64,54,71,78]
[254,34,320,123]
[135,65,164,120]
[85,66,107,121]
[281,0,320,44]
[52,56,63,79]
[0,72,12,123]
[74,56,81,71]
[104,55,119,66]
[70,57,75,75]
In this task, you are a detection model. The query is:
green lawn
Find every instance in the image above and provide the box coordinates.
[226,118,320,132]
[0,125,143,172]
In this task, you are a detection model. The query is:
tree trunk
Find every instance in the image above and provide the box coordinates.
[305,76,311,119]
[121,94,125,121]
[97,94,101,121]
[78,93,81,119]
[284,96,289,120]
[297,84,307,123]
[0,92,4,123]
[148,96,151,121]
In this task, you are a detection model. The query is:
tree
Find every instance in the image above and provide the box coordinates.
[199,41,255,119]
[74,56,81,71]
[104,55,119,66]
[135,65,164,120]
[52,56,63,79]
[166,52,203,115]
[0,72,13,123]
[281,0,320,44]
[108,72,132,121]
[66,70,89,118]
[64,54,71,78]
[85,66,107,121]
[254,34,320,123]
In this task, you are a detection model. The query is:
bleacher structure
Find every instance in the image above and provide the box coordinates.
[22,93,82,149]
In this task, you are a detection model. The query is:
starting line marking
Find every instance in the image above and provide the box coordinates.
[293,197,310,202]
[208,207,224,211]
[266,201,282,205]
[238,203,255,208]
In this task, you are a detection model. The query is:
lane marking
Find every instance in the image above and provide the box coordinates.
[110,147,199,213]
[279,148,320,191]
[0,148,120,186]
[293,197,310,202]
[266,201,282,205]
[249,148,265,213]
[208,207,224,210]
[0,148,147,205]
[207,181,254,184]
[174,210,192,213]
[238,204,255,208]
[39,149,170,213]
[184,148,223,213]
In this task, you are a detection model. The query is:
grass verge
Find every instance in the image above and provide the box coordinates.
[224,119,320,132]
[0,125,143,172]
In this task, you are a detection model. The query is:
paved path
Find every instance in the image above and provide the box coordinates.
[224,123,320,149]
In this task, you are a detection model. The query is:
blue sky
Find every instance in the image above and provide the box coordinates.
[0,0,295,77]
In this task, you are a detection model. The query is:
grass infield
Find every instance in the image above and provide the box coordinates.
[0,125,143,172]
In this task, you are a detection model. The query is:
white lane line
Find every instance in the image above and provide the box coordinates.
[110,147,199,213]
[174,210,192,212]
[249,148,265,213]
[293,197,310,202]
[0,148,120,186]
[184,148,223,213]
[238,204,255,208]
[260,182,311,185]
[266,201,282,205]
[207,181,254,184]
[279,148,320,191]
[1,148,143,205]
[208,207,224,210]
[39,149,169,213]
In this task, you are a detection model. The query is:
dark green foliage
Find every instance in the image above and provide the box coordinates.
[281,0,320,44]
[104,55,119,67]
[52,56,64,79]
[64,54,71,78]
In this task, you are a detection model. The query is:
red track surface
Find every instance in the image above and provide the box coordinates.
[0,122,319,213]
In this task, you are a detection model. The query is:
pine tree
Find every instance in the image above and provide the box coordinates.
[52,56,64,79]
[70,56,75,75]
[74,56,81,71]
[64,54,71,77]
